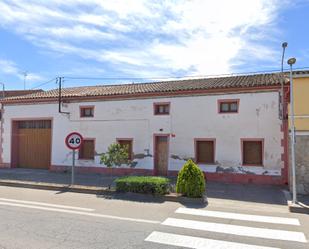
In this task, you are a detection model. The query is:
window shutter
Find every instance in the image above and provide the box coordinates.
[243,141,262,165]
[197,141,214,164]
[79,140,95,159]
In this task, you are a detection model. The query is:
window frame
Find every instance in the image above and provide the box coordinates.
[116,138,133,161]
[153,102,171,115]
[194,138,216,164]
[78,138,95,160]
[80,105,95,118]
[241,138,264,166]
[218,99,239,114]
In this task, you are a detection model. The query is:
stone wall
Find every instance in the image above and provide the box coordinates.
[290,134,309,194]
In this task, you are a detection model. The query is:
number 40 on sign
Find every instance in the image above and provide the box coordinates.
[65,132,83,185]
[65,132,83,150]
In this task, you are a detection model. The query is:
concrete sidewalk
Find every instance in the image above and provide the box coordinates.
[0,168,290,206]
[0,168,117,188]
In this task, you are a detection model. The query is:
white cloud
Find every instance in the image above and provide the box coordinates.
[0,58,44,83]
[0,59,18,74]
[0,0,288,77]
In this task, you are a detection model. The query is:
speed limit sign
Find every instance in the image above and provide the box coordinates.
[65,132,83,150]
[65,132,83,186]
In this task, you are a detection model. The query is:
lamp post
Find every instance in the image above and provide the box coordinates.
[280,42,288,120]
[288,57,297,204]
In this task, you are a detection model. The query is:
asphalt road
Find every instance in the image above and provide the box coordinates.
[0,186,308,249]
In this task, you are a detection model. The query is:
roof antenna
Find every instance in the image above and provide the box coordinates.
[21,71,28,90]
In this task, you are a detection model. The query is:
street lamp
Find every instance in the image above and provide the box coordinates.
[280,42,288,120]
[288,57,297,204]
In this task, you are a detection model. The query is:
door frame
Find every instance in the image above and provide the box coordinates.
[11,118,53,169]
[153,134,170,176]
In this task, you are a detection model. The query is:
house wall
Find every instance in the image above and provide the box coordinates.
[291,77,309,131]
[1,91,284,180]
[289,132,309,194]
[288,76,309,193]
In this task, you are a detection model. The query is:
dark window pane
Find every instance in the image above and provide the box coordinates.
[81,107,94,117]
[230,102,238,112]
[220,101,238,113]
[220,103,229,112]
[154,104,170,115]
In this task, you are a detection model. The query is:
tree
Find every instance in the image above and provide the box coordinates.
[100,143,131,189]
[176,159,205,198]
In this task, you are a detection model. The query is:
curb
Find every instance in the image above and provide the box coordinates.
[0,180,108,195]
[289,202,309,214]
[0,180,207,204]
[282,189,309,214]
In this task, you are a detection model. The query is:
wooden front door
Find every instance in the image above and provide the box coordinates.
[17,120,52,169]
[154,135,169,175]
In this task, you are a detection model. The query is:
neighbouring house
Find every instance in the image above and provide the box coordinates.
[288,70,309,194]
[0,90,43,99]
[0,74,290,185]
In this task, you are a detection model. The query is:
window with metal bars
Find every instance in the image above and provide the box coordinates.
[80,106,94,117]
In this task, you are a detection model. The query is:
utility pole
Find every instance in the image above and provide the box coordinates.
[288,57,297,204]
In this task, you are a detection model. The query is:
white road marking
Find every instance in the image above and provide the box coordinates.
[175,207,300,226]
[145,231,280,249]
[162,218,307,243]
[0,197,94,212]
[0,201,160,224]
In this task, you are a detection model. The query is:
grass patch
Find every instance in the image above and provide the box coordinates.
[115,176,170,195]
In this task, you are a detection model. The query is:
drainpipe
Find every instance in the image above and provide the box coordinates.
[58,77,69,115]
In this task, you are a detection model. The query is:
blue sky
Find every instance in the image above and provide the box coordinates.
[0,0,308,90]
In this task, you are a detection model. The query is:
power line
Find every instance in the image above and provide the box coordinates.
[62,66,309,82]
[30,78,57,90]
[28,65,309,90]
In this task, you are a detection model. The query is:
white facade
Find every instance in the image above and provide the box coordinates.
[1,91,284,176]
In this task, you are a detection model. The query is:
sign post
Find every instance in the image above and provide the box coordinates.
[65,132,83,186]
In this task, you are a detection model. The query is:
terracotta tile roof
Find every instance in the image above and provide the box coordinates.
[2,73,287,103]
[292,70,309,76]
[0,90,43,98]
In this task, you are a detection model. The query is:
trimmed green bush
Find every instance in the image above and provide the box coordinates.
[176,159,206,198]
[115,176,170,195]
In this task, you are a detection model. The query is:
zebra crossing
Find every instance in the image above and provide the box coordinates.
[145,207,307,249]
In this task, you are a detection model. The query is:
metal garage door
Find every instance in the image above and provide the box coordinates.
[17,120,51,169]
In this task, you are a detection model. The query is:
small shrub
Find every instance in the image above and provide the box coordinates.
[115,176,170,195]
[176,159,205,198]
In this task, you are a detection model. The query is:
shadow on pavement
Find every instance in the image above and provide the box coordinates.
[206,181,288,206]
